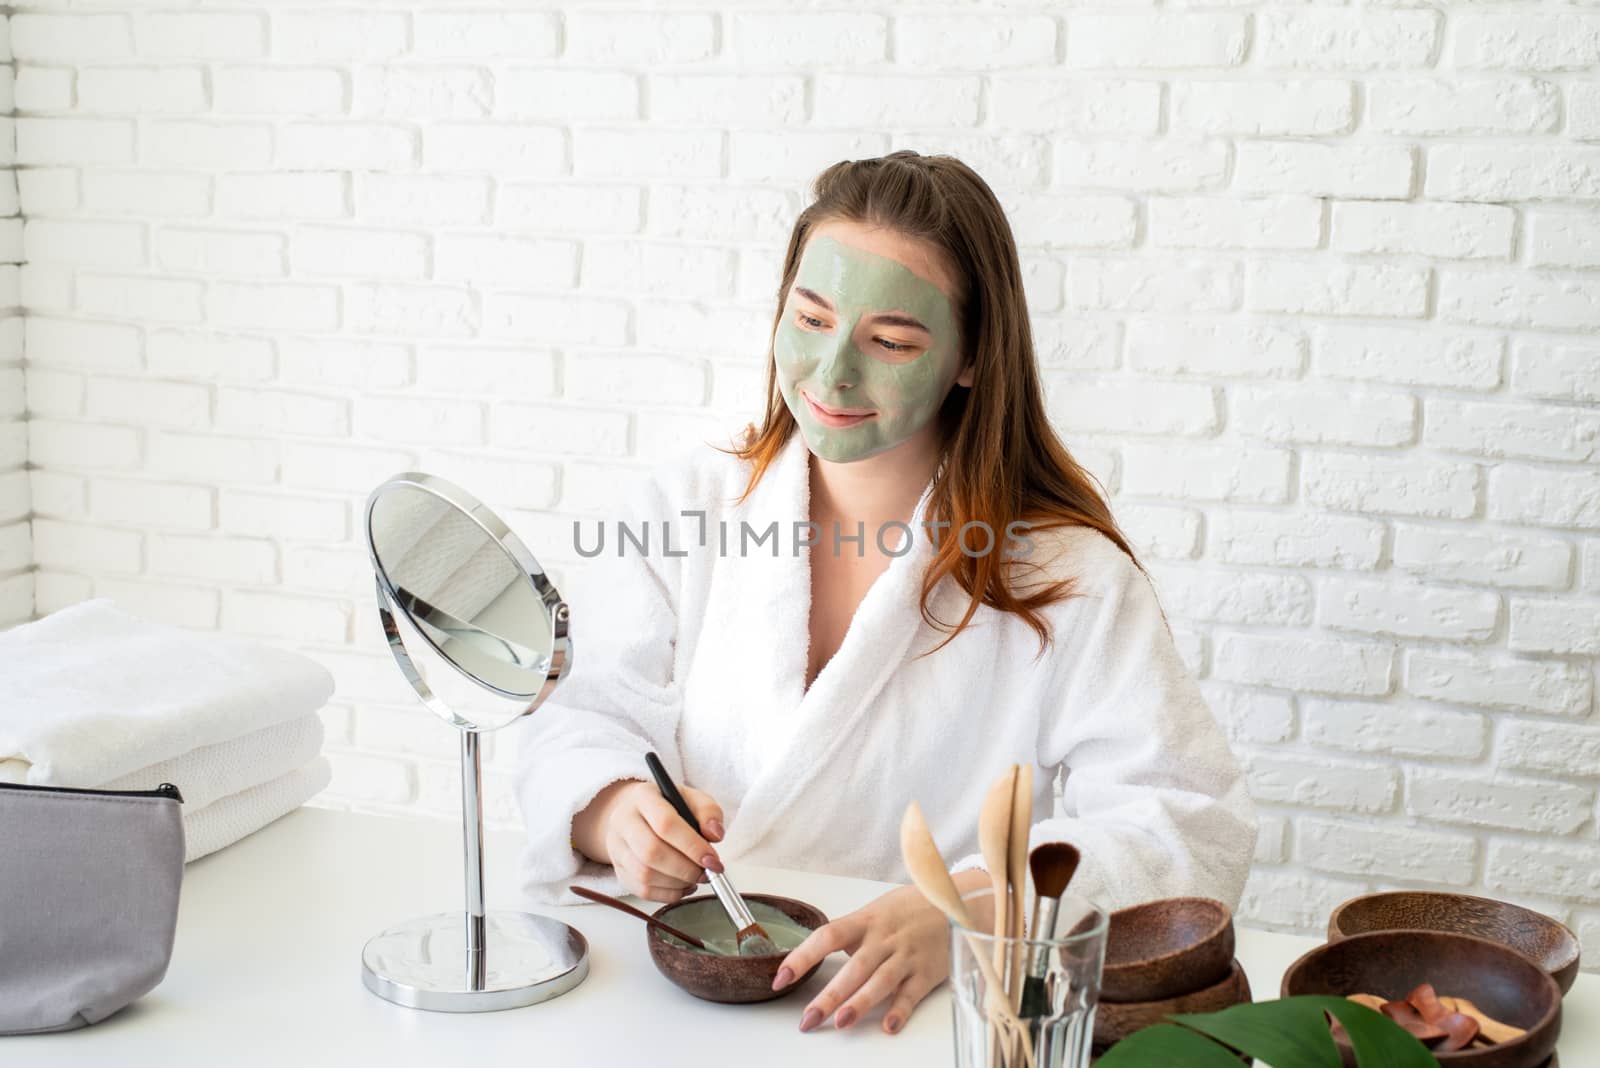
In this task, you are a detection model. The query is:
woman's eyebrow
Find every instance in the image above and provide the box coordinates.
[793,286,930,333]
[871,312,931,333]
[794,286,835,310]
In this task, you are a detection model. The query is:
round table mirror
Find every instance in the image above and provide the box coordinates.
[360,472,588,1012]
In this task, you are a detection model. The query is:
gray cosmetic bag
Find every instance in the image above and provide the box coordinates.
[0,780,185,1034]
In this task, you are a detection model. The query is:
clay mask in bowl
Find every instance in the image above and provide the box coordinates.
[647,894,828,1003]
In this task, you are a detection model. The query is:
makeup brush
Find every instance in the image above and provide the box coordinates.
[1018,841,1082,1019]
[644,752,778,957]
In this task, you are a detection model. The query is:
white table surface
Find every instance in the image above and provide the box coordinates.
[12,807,1595,1066]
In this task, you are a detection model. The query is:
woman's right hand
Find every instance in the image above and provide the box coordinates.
[573,779,727,903]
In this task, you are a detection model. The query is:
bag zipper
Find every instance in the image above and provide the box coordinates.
[0,780,184,803]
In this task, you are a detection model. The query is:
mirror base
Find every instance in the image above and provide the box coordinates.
[361,910,589,1013]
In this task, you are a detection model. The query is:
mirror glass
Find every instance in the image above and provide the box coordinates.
[366,476,568,729]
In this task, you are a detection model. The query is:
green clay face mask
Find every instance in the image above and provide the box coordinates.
[774,234,964,464]
[658,899,815,957]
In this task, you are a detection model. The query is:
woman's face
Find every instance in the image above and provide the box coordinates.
[773,221,970,465]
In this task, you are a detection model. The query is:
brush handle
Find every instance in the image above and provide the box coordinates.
[643,751,763,939]
[644,751,703,835]
[1029,896,1061,981]
[706,870,761,936]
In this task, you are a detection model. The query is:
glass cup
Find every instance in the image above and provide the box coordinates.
[948,886,1108,1068]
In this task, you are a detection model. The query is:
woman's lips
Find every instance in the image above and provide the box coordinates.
[802,390,876,428]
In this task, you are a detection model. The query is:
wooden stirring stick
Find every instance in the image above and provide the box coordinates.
[1007,764,1033,1013]
[570,885,713,951]
[903,803,1035,1068]
[1005,765,1034,1068]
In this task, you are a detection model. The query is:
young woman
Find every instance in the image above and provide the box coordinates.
[512,151,1257,1036]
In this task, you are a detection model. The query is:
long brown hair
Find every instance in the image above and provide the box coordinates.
[718,150,1141,659]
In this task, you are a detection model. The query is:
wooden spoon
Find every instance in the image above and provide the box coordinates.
[979,767,1018,1062]
[570,885,714,952]
[979,767,1017,941]
[902,802,1035,1068]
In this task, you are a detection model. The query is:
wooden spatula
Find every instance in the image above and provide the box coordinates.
[903,802,1034,1068]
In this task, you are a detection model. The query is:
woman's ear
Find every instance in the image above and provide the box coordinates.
[955,353,975,388]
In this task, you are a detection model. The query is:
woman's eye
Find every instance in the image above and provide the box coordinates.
[876,338,913,354]
[797,312,826,329]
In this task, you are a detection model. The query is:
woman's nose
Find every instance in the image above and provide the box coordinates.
[815,324,864,390]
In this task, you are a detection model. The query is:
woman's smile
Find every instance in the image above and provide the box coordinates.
[802,389,877,428]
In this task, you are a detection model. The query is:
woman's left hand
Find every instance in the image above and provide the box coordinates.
[770,881,959,1035]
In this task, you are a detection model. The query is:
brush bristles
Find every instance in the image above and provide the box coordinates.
[1029,841,1081,898]
[738,924,778,956]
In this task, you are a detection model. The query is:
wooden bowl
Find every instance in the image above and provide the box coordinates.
[1093,958,1252,1049]
[1282,930,1562,1068]
[1101,896,1235,1002]
[646,893,827,1004]
[1329,891,1581,995]
[1090,1054,1560,1068]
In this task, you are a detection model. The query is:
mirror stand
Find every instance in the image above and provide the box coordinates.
[359,497,589,1013]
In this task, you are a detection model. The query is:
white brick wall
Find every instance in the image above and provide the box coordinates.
[0,14,24,627]
[6,2,1598,961]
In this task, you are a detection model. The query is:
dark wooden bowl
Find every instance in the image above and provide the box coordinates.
[1101,896,1235,1002]
[1089,1054,1560,1067]
[646,893,828,1004]
[1093,958,1252,1050]
[1282,930,1562,1068]
[1329,891,1581,995]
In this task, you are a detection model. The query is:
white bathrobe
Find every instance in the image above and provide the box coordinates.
[511,429,1258,914]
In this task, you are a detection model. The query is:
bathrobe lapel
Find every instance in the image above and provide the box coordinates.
[705,432,940,860]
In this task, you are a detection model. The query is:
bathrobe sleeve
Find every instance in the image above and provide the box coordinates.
[509,460,687,905]
[952,531,1259,913]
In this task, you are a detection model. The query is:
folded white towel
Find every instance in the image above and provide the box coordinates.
[0,712,326,801]
[183,756,333,862]
[0,598,335,787]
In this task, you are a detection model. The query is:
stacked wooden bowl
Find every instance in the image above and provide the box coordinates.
[1091,897,1251,1053]
[1328,891,1581,994]
[1279,890,1580,1068]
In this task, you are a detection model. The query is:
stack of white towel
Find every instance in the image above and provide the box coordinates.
[0,598,335,862]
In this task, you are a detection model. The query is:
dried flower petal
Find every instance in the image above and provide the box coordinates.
[1435,1012,1481,1052]
[1407,983,1447,1024]
[1379,1001,1448,1044]
[1439,996,1527,1045]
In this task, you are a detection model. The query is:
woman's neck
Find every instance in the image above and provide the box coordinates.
[807,427,940,534]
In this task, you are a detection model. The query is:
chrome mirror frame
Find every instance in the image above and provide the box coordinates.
[359,472,588,1013]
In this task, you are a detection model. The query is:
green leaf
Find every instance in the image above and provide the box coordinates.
[1170,997,1341,1067]
[1092,1023,1248,1068]
[1095,995,1440,1068]
[1313,996,1438,1068]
